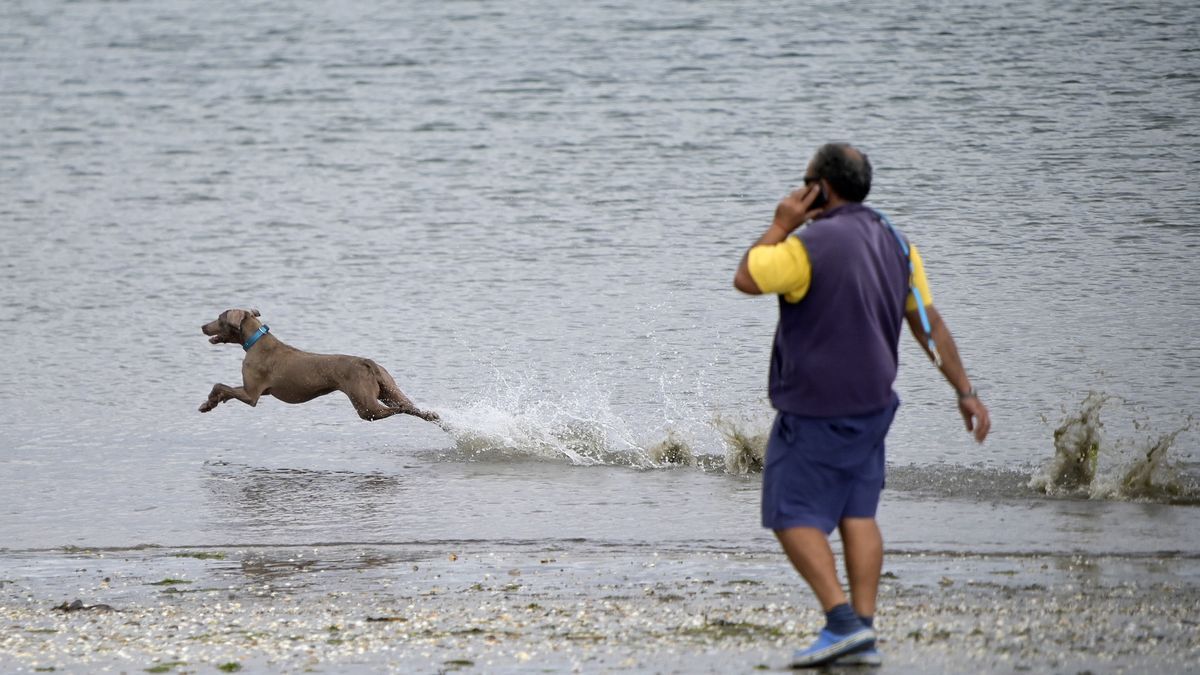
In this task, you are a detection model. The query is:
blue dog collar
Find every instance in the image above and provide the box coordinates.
[243,324,270,351]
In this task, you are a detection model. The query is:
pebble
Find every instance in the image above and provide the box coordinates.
[0,545,1196,673]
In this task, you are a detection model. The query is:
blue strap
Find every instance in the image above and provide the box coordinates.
[243,324,270,352]
[871,209,942,367]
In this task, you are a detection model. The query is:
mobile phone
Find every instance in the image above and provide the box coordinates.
[810,183,828,210]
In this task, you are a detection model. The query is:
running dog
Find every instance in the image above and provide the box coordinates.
[200,308,439,423]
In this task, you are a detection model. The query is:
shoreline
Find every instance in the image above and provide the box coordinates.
[2,543,1197,673]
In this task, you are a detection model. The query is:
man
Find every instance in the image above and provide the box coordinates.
[733,143,990,668]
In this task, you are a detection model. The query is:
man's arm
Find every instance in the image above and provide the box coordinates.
[905,305,991,443]
[734,184,823,295]
[733,224,790,294]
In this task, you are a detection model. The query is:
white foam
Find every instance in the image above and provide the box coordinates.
[1030,392,1196,502]
[428,374,775,473]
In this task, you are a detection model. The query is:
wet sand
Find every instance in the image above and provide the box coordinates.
[2,543,1197,674]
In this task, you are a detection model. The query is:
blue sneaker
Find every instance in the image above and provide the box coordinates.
[834,644,883,666]
[789,626,876,668]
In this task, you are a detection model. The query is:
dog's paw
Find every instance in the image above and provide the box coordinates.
[199,401,216,413]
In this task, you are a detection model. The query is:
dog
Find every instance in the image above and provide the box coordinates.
[200,308,439,423]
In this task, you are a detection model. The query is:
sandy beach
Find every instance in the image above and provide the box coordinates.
[4,0,1200,673]
[3,543,1196,674]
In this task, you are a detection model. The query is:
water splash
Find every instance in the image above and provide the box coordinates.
[712,414,768,474]
[431,374,700,469]
[1030,393,1197,503]
[645,432,695,467]
[1030,392,1107,493]
[429,375,775,473]
[1093,423,1196,503]
[437,404,748,474]
[435,395,647,467]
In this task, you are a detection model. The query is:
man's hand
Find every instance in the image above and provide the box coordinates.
[735,183,825,294]
[958,395,990,443]
[772,184,825,234]
[906,307,992,444]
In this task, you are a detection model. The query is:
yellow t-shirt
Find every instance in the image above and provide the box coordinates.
[748,236,933,310]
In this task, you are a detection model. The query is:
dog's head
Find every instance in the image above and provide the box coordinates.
[202,308,261,345]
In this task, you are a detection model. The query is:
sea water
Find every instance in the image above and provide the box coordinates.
[2,0,1198,561]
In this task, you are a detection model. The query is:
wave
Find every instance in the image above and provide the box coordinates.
[1029,392,1197,504]
[430,381,768,474]
[428,383,1197,504]
[711,414,766,474]
[435,409,752,474]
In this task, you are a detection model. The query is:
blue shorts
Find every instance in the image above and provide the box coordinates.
[761,399,898,533]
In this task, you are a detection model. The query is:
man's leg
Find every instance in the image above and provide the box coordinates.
[763,413,875,666]
[838,517,883,620]
[828,517,885,666]
[778,526,876,667]
[774,527,847,611]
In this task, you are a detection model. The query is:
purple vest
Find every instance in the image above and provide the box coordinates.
[768,203,910,417]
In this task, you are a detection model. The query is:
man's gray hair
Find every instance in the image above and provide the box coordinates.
[811,143,872,203]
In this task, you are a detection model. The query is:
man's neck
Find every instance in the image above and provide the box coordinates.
[825,195,851,211]
[815,198,866,221]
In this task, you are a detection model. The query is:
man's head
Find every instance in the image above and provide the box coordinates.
[805,143,872,204]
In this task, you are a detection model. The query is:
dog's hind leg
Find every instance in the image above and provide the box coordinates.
[333,369,399,421]
[347,392,402,421]
[374,365,440,423]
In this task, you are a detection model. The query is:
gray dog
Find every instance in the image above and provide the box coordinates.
[200,308,439,423]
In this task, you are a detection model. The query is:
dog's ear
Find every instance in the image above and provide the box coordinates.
[224,309,247,331]
[250,308,261,317]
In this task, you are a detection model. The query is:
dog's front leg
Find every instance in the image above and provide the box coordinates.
[199,383,262,412]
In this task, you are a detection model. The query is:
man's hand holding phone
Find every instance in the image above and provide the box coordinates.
[772,183,826,235]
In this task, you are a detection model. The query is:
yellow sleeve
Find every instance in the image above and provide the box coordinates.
[906,244,934,311]
[747,236,811,303]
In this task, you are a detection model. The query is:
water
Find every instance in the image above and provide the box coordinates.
[1031,392,1197,504]
[2,0,1199,559]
